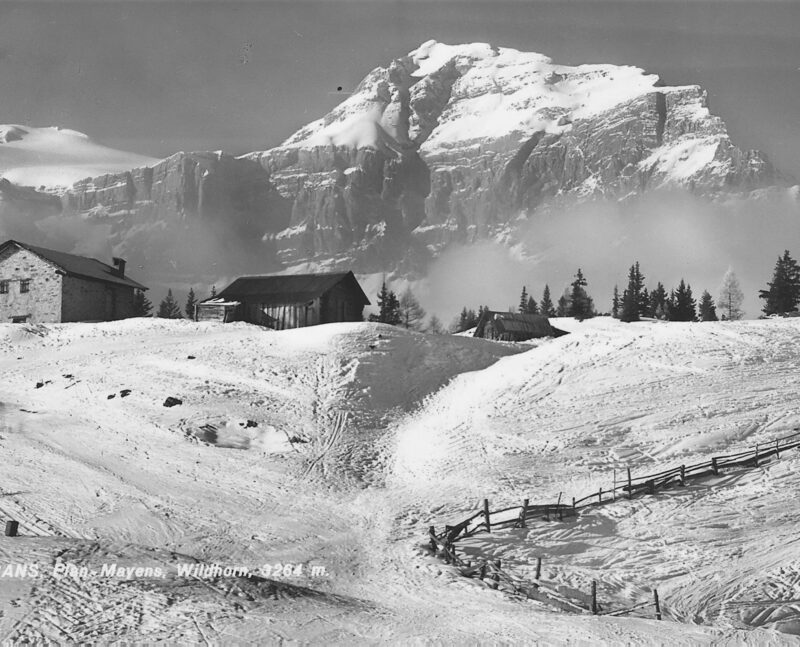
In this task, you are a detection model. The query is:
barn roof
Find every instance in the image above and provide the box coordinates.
[214,271,370,306]
[474,311,557,338]
[0,239,147,290]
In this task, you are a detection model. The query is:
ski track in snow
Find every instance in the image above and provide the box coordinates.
[1,317,800,643]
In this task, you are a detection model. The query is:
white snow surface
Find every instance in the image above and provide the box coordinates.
[2,316,800,643]
[277,40,689,157]
[0,125,159,190]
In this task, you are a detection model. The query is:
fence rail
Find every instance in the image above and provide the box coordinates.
[428,428,800,620]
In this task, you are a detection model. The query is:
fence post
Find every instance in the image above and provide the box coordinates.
[591,580,598,614]
[519,498,529,528]
[534,557,542,590]
[428,525,437,552]
[598,487,602,503]
[572,496,576,510]
[776,438,781,459]
[648,479,655,495]
[711,457,719,475]
[613,469,616,501]
[754,443,760,466]
[479,562,487,580]
[627,467,632,499]
[492,560,501,590]
[680,464,686,486]
[4,520,18,537]
[653,588,662,620]
[483,498,491,533]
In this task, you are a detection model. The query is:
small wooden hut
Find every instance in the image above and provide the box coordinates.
[473,311,566,342]
[196,271,370,329]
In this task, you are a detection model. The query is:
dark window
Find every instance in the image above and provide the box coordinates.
[0,281,8,294]
[19,279,30,293]
[11,316,28,324]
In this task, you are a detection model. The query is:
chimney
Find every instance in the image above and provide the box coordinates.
[112,257,126,277]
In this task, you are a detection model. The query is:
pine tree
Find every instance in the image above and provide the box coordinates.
[519,286,529,313]
[718,266,744,321]
[157,289,183,319]
[620,262,646,322]
[569,268,594,320]
[668,280,696,321]
[540,285,556,317]
[649,282,668,320]
[612,285,620,319]
[132,289,153,317]
[527,295,538,315]
[374,281,401,325]
[759,251,800,316]
[385,291,401,325]
[556,289,570,317]
[698,291,718,321]
[185,287,197,319]
[398,287,426,330]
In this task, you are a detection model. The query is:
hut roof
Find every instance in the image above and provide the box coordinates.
[474,311,556,338]
[214,271,370,306]
[0,239,147,290]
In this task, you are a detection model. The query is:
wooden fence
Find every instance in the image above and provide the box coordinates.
[428,428,800,619]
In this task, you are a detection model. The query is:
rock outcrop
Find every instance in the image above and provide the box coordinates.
[243,41,782,272]
[1,41,788,284]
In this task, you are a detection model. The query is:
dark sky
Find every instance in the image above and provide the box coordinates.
[1,0,799,178]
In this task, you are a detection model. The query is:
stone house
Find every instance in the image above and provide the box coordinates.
[0,239,148,324]
[197,271,370,329]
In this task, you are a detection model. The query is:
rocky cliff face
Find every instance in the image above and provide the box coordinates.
[58,151,291,279]
[1,41,787,286]
[245,41,781,272]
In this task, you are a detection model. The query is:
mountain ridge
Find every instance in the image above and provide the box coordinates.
[0,40,794,288]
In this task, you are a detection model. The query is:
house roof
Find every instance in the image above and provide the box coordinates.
[214,271,370,306]
[474,311,556,338]
[0,239,147,290]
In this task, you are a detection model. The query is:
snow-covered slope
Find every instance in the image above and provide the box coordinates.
[2,317,800,642]
[0,125,159,190]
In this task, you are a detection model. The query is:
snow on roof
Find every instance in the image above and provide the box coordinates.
[217,271,370,306]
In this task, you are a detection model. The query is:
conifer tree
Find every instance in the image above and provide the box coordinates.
[157,289,183,319]
[759,251,800,316]
[132,289,153,317]
[698,291,718,321]
[718,266,744,321]
[620,262,647,322]
[612,285,620,319]
[398,287,426,330]
[649,282,668,320]
[668,280,696,321]
[540,285,556,317]
[556,290,570,317]
[519,286,529,313]
[569,268,594,320]
[527,295,538,315]
[185,287,197,319]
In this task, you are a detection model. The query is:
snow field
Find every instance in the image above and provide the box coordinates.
[1,317,799,643]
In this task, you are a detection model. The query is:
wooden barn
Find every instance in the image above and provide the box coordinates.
[197,271,370,329]
[473,311,566,342]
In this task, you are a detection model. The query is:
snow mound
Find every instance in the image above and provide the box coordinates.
[0,124,160,190]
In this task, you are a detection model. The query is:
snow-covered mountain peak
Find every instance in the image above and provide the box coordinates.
[276,40,692,157]
[0,124,160,190]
